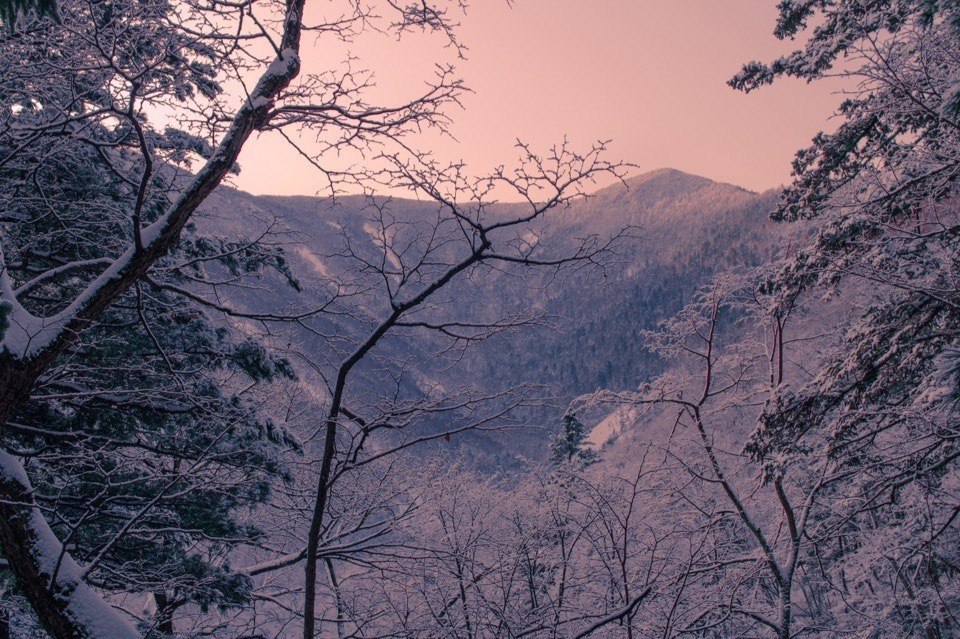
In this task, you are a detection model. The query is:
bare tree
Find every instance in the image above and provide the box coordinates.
[0,1,630,637]
[577,273,854,638]
[194,140,630,638]
[0,1,636,637]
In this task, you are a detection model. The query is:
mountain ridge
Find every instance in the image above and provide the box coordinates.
[226,167,759,206]
[199,167,785,461]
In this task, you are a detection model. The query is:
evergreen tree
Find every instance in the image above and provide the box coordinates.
[549,413,599,467]
[733,3,960,634]
[0,2,301,631]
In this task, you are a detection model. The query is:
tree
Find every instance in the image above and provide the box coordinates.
[0,0,58,28]
[730,3,960,635]
[0,13,306,634]
[232,141,628,639]
[549,413,599,467]
[0,2,626,637]
[0,1,432,638]
[581,276,804,639]
[307,456,664,639]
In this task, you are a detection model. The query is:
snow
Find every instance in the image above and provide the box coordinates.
[2,204,178,359]
[941,81,960,117]
[247,95,273,110]
[294,246,329,277]
[1,250,129,358]
[0,42,305,362]
[264,49,300,80]
[1,253,51,358]
[587,406,636,447]
[362,221,402,271]
[0,450,142,639]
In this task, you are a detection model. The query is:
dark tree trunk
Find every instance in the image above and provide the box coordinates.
[0,604,10,639]
[0,457,124,639]
[154,593,174,635]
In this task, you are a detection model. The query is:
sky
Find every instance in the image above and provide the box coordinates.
[233,1,844,196]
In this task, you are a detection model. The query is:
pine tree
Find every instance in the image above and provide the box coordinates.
[733,3,960,634]
[549,413,599,467]
[0,3,301,630]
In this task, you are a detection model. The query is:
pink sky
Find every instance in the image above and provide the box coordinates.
[233,1,843,196]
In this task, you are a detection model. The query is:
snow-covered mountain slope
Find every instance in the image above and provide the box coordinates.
[196,169,786,462]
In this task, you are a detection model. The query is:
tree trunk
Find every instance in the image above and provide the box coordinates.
[0,605,10,639]
[0,449,141,639]
[154,593,174,635]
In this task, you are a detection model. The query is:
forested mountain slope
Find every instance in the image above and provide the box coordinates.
[469,168,784,395]
[199,168,785,458]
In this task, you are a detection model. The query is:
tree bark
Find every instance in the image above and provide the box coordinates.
[154,592,174,635]
[0,3,306,636]
[0,449,141,639]
[0,604,10,639]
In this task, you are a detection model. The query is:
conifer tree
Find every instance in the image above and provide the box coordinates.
[0,64,301,635]
[733,3,960,634]
[549,413,599,467]
[0,0,58,28]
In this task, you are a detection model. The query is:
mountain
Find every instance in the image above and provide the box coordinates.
[197,169,784,462]
[472,169,782,394]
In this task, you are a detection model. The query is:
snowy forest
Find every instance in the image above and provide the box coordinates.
[0,1,958,638]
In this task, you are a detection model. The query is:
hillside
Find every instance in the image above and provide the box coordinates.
[197,169,785,460]
[472,169,782,395]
